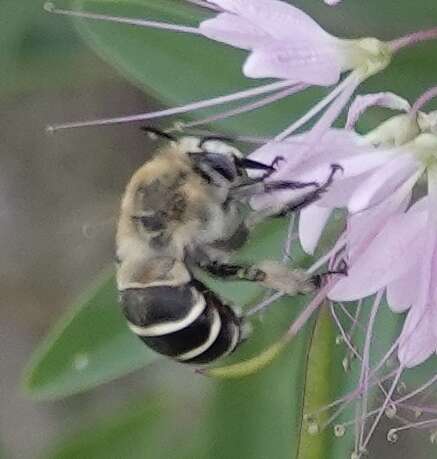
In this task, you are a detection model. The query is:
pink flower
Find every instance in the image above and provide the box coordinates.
[247,91,433,255]
[200,0,348,85]
[248,128,372,254]
[44,0,393,132]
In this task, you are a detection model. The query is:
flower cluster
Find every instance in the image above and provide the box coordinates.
[45,0,437,456]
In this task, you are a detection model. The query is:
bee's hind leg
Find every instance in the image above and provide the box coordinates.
[202,261,316,296]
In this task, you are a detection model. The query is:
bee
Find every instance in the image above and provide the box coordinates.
[116,130,341,365]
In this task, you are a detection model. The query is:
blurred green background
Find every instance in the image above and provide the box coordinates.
[1,1,436,458]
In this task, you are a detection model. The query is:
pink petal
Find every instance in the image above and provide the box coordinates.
[348,154,421,213]
[248,129,367,210]
[386,265,420,312]
[398,308,436,368]
[337,150,396,179]
[247,140,306,179]
[347,188,411,262]
[318,173,370,207]
[199,13,268,49]
[243,43,341,84]
[299,205,333,255]
[329,211,427,301]
[268,129,366,182]
[398,234,436,368]
[209,0,330,40]
[346,92,411,129]
[399,231,435,333]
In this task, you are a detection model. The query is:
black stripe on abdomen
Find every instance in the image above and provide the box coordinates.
[181,303,240,364]
[120,285,202,336]
[119,282,242,364]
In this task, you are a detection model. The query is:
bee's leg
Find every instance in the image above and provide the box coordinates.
[311,260,349,288]
[234,155,285,179]
[245,164,342,225]
[231,176,319,200]
[275,164,343,216]
[203,260,316,296]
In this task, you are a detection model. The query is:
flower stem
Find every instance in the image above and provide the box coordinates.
[389,27,437,53]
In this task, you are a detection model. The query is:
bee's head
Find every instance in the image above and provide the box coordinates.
[140,128,278,184]
[179,136,276,185]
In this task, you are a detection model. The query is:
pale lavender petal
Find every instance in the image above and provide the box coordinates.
[299,72,361,144]
[398,225,436,368]
[299,205,333,255]
[318,173,370,207]
[270,128,367,182]
[243,43,341,84]
[329,211,427,301]
[248,129,367,210]
[386,265,420,312]
[247,139,306,178]
[208,0,330,40]
[199,13,268,49]
[346,92,411,129]
[398,308,436,368]
[348,154,421,213]
[346,188,411,262]
[336,150,396,178]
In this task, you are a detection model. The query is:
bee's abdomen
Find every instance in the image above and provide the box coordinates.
[119,283,241,364]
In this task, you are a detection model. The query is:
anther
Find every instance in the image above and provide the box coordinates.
[396,381,407,394]
[334,424,346,437]
[387,429,399,443]
[45,125,55,135]
[384,403,397,419]
[342,357,350,372]
[43,1,55,13]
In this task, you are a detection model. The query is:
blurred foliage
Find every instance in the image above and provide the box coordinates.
[15,0,437,458]
[0,0,117,96]
[22,270,157,401]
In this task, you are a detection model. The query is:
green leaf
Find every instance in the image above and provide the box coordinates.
[45,397,172,459]
[23,270,157,400]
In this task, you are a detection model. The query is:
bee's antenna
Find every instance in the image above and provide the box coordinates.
[140,126,177,142]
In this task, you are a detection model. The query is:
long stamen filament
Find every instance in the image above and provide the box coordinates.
[330,302,362,361]
[44,2,200,34]
[306,234,347,274]
[282,214,296,262]
[181,84,307,130]
[245,292,284,317]
[362,368,403,450]
[358,291,383,448]
[47,80,294,132]
[185,0,221,10]
[396,374,437,405]
[388,418,437,436]
[275,72,358,142]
